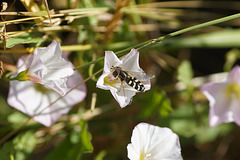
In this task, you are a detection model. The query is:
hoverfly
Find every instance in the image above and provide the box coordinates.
[110,66,149,92]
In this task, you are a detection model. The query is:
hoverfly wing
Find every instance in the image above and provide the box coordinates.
[127,70,153,82]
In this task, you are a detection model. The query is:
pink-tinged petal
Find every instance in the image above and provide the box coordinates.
[64,70,87,105]
[201,82,232,126]
[7,70,86,127]
[33,71,86,127]
[232,99,240,125]
[200,66,240,127]
[8,81,45,116]
[227,66,240,84]
[127,123,182,160]
[201,83,229,115]
[121,49,140,71]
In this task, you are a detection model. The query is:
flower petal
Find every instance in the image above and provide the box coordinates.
[121,49,141,71]
[127,123,182,160]
[201,82,234,126]
[7,53,87,127]
[231,99,240,125]
[110,84,136,108]
[27,53,46,82]
[96,72,111,90]
[105,51,122,72]
[127,143,140,160]
[34,40,63,64]
[33,70,87,127]
[227,66,240,84]
[27,40,74,96]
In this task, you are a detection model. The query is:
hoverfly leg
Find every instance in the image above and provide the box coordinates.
[117,81,126,97]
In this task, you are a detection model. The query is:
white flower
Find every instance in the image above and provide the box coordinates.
[127,123,183,160]
[96,49,151,108]
[201,66,240,126]
[7,55,86,127]
[25,40,73,96]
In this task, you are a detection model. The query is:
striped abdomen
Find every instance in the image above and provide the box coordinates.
[125,76,145,92]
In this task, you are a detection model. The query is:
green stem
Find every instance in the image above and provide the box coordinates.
[74,12,240,70]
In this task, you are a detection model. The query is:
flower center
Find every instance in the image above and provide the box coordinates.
[226,83,240,98]
[34,83,51,93]
[104,74,119,87]
[140,153,152,160]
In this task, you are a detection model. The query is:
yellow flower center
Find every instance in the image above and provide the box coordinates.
[140,153,151,160]
[104,74,119,87]
[226,83,240,98]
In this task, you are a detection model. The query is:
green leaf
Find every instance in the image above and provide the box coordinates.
[170,119,197,138]
[7,112,28,124]
[13,131,37,160]
[79,120,93,152]
[138,88,172,118]
[4,33,43,48]
[169,105,197,138]
[177,60,193,86]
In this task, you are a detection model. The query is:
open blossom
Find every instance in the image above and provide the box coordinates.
[96,49,151,108]
[7,42,86,127]
[127,123,183,160]
[201,66,240,126]
[21,40,73,96]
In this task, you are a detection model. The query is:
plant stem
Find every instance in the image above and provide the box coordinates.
[74,12,240,70]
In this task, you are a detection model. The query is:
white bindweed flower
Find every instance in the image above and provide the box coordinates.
[22,40,73,96]
[96,49,151,108]
[7,53,86,127]
[201,66,240,126]
[127,123,183,160]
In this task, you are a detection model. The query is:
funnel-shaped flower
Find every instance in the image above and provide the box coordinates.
[7,53,86,127]
[127,123,183,160]
[201,66,240,126]
[24,40,73,96]
[96,49,151,108]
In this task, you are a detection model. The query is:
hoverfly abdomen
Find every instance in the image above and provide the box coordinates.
[126,76,145,92]
[111,66,145,92]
